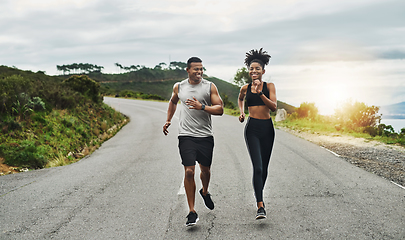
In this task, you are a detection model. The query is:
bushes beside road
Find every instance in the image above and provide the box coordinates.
[0,67,128,172]
[275,101,405,147]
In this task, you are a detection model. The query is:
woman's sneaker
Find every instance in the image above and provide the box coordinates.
[186,211,199,226]
[256,207,266,220]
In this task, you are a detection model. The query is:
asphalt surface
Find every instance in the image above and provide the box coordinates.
[0,97,404,239]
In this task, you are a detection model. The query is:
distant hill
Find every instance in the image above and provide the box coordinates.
[0,65,64,82]
[51,62,298,113]
[0,65,296,114]
[97,75,296,113]
[98,75,242,107]
[380,102,405,119]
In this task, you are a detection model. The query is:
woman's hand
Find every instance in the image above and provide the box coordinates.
[253,80,262,93]
[239,112,245,123]
[253,79,261,85]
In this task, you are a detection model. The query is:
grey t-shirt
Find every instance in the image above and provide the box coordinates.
[177,78,213,137]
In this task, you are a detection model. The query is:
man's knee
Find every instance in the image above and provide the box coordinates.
[185,167,195,180]
[199,165,211,175]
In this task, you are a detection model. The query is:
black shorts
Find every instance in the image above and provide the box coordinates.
[178,136,214,167]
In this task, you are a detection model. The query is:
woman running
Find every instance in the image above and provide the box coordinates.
[238,48,277,219]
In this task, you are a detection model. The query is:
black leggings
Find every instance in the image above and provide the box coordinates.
[244,117,275,203]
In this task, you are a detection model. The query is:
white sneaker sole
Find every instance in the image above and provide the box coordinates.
[256,215,267,220]
[186,217,199,227]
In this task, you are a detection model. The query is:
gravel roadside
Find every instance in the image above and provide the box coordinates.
[279,127,405,188]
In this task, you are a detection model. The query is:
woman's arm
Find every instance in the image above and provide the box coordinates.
[258,83,277,112]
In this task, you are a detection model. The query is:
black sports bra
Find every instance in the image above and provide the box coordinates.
[246,82,269,107]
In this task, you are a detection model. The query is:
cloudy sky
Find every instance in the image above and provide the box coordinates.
[1,0,404,115]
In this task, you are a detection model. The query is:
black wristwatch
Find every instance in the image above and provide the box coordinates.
[258,91,263,96]
[201,104,205,110]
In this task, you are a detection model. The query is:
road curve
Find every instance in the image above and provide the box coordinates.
[0,97,403,239]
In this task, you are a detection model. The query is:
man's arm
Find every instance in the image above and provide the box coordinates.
[238,85,247,122]
[184,83,223,115]
[163,83,179,135]
[206,83,223,116]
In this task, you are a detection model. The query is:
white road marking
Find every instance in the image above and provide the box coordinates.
[391,181,405,190]
[320,146,340,157]
[321,146,405,190]
[178,181,185,195]
[178,167,202,195]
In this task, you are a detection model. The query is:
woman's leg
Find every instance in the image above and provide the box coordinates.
[260,120,275,189]
[245,119,265,204]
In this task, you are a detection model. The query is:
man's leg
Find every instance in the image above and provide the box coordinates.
[199,164,211,195]
[199,164,214,210]
[184,165,196,213]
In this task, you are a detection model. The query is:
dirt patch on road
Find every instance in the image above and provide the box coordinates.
[279,127,405,187]
[0,158,19,175]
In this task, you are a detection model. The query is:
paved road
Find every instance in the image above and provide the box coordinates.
[0,97,404,239]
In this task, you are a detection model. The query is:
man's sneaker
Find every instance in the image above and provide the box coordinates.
[186,211,199,227]
[256,207,266,220]
[199,189,214,210]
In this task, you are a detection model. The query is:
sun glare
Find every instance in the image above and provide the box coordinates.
[317,85,351,115]
[309,64,360,115]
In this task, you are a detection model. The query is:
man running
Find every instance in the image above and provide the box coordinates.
[163,57,223,226]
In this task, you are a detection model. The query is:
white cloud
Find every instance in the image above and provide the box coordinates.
[1,0,404,112]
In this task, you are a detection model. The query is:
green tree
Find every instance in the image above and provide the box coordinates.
[93,64,104,73]
[297,102,318,119]
[334,100,381,129]
[57,64,104,75]
[57,65,70,75]
[57,64,66,75]
[221,94,236,109]
[115,63,123,73]
[130,65,140,71]
[155,62,166,70]
[233,67,250,87]
[63,75,101,103]
[170,61,187,70]
[71,63,79,74]
[0,75,33,115]
[56,65,63,74]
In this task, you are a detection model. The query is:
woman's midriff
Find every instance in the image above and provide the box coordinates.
[248,105,271,119]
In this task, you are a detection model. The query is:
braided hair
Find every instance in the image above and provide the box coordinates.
[244,48,271,69]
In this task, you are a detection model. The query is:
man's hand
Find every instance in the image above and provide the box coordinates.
[185,97,202,110]
[163,122,171,135]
